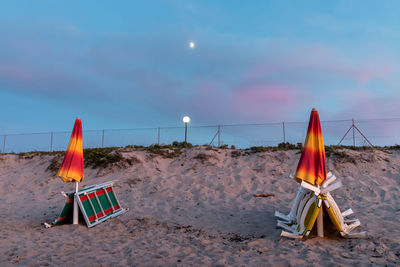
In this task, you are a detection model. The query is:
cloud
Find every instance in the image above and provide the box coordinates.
[232,84,302,120]
[0,63,97,98]
[0,22,399,130]
[336,90,400,119]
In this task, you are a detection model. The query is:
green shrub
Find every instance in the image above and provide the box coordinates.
[385,144,400,150]
[249,146,270,153]
[193,153,216,163]
[46,156,62,173]
[172,141,193,148]
[84,147,124,168]
[18,150,64,159]
[145,144,183,158]
[231,150,242,158]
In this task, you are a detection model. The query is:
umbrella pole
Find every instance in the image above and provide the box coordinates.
[73,181,79,225]
[317,208,324,237]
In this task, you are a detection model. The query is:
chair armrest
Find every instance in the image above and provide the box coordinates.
[301,181,320,195]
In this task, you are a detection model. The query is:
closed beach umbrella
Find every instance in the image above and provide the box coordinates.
[58,118,84,225]
[58,118,84,183]
[294,109,327,186]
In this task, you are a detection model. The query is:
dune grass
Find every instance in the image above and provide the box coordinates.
[6,141,398,171]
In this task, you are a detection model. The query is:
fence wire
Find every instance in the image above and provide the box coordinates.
[2,118,400,153]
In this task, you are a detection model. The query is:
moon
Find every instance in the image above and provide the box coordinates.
[189,42,195,49]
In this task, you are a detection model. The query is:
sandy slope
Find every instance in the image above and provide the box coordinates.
[0,147,399,266]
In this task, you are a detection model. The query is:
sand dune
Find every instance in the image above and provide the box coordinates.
[0,146,399,266]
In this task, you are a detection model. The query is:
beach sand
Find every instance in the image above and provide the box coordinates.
[0,147,399,266]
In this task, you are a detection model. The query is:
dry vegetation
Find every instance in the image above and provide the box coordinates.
[9,142,400,173]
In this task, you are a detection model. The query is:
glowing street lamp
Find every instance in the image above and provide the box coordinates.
[183,116,190,143]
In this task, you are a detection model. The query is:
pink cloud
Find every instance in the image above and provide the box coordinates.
[234,86,294,105]
[336,90,400,119]
[232,85,302,121]
[0,62,107,102]
[246,42,397,86]
[0,64,32,81]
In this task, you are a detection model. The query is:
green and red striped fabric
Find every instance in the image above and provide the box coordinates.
[53,183,125,227]
[294,109,327,186]
[54,194,74,225]
[78,186,121,225]
[58,118,84,183]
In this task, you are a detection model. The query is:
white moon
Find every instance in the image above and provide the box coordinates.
[189,42,195,49]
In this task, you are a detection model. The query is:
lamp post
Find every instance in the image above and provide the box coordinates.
[183,116,190,143]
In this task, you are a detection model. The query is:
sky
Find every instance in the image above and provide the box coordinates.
[1,0,400,134]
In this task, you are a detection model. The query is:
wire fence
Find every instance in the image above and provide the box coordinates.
[2,118,400,153]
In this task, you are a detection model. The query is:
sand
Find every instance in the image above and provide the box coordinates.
[0,147,399,266]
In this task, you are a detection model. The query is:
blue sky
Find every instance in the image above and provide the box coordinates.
[1,0,400,134]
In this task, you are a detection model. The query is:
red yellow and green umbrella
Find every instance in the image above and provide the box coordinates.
[57,118,84,225]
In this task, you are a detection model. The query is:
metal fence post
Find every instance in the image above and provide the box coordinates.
[102,129,105,148]
[218,125,221,147]
[2,135,6,153]
[352,118,355,147]
[157,127,160,145]
[50,132,53,152]
[282,122,286,143]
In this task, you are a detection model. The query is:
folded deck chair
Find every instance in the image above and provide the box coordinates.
[275,172,335,225]
[279,177,366,239]
[323,192,366,238]
[45,181,128,228]
[276,189,313,229]
[275,185,309,224]
[280,193,323,239]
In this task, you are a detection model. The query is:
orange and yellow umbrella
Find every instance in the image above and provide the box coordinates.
[58,118,84,183]
[294,109,327,186]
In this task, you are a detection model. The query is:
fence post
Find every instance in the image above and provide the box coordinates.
[352,118,355,147]
[50,132,53,152]
[158,127,160,145]
[218,125,221,147]
[102,129,105,148]
[282,122,286,143]
[2,135,6,153]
